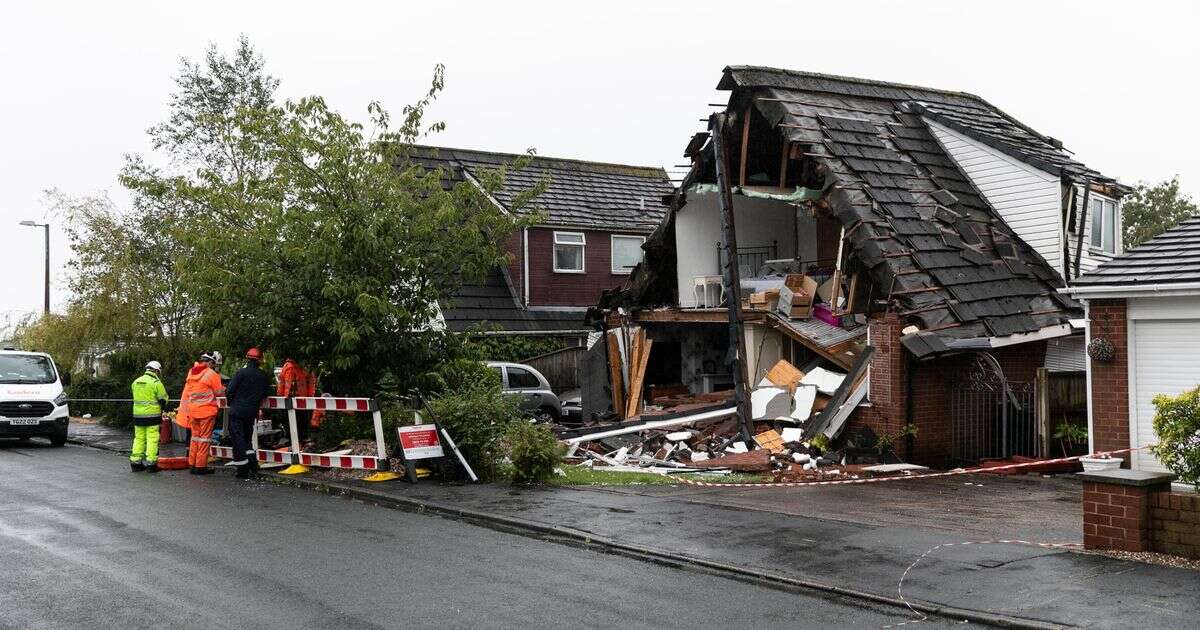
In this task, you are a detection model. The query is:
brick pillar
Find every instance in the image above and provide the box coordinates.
[1087,299,1129,458]
[844,313,905,445]
[1080,469,1175,552]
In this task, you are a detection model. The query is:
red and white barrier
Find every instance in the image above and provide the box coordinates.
[208,395,389,471]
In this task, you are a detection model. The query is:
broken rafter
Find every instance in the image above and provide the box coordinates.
[891,286,944,295]
[899,302,955,317]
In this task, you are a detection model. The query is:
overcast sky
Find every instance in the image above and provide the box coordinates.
[2,0,1196,324]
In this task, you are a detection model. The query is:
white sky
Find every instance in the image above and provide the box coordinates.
[2,0,1196,323]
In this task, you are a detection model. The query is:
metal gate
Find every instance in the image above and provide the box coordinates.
[950,352,1043,464]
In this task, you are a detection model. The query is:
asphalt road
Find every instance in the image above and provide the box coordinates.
[0,441,962,629]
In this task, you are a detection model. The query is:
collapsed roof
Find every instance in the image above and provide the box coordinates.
[608,67,1108,357]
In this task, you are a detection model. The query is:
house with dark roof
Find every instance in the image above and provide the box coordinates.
[1065,215,1200,474]
[410,146,674,336]
[595,66,1124,467]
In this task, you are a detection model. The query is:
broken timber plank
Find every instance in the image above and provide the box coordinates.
[625,332,653,418]
[606,330,625,419]
[802,345,876,440]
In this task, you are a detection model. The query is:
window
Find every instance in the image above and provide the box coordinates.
[553,231,585,273]
[1089,197,1117,254]
[0,354,56,384]
[506,367,541,389]
[611,234,646,274]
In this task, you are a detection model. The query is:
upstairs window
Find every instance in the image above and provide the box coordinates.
[1089,197,1117,254]
[610,234,646,274]
[553,231,585,273]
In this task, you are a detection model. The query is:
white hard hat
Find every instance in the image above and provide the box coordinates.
[211,351,223,365]
[145,360,162,371]
[200,351,224,365]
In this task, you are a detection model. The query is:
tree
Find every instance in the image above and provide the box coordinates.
[123,40,542,394]
[1121,176,1197,250]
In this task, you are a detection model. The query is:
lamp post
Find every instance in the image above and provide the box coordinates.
[19,220,50,316]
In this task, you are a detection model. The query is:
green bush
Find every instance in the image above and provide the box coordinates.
[427,382,526,482]
[463,332,569,363]
[1151,386,1200,488]
[506,421,564,485]
[67,377,131,427]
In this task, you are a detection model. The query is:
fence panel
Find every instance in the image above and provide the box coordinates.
[523,346,585,392]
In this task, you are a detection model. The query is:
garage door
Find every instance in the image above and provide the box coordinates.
[1132,319,1200,472]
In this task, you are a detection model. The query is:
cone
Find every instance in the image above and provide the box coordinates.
[278,464,310,475]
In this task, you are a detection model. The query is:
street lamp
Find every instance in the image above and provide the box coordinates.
[19,220,50,316]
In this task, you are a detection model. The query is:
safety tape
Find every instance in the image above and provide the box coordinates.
[292,397,374,412]
[651,446,1151,488]
[296,452,384,470]
[884,539,1083,628]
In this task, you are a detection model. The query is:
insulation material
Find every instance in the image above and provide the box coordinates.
[751,386,790,420]
[764,359,805,390]
[801,367,846,396]
[790,384,819,423]
[753,429,785,453]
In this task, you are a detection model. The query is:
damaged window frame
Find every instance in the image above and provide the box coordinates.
[552,230,586,273]
[610,234,647,275]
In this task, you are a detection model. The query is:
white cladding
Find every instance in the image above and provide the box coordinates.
[926,119,1063,273]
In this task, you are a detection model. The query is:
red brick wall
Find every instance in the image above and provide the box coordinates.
[1150,491,1200,559]
[504,231,524,303]
[845,314,1050,467]
[523,227,647,307]
[848,313,906,442]
[1083,479,1163,552]
[1088,299,1130,458]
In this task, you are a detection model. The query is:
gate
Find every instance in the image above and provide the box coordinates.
[950,352,1043,464]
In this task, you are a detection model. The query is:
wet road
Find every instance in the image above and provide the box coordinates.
[0,441,958,629]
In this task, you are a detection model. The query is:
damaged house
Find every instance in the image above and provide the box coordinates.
[593,67,1125,468]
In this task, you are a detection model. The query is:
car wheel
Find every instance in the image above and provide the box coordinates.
[49,432,68,447]
[535,406,559,424]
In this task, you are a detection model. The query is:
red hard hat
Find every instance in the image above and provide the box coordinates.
[245,347,263,360]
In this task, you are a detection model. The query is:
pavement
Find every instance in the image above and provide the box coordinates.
[1,439,964,629]
[63,422,1200,629]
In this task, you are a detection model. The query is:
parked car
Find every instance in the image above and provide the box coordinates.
[558,389,582,425]
[486,361,561,423]
[0,349,71,446]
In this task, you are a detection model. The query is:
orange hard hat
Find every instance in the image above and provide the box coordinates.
[245,347,263,361]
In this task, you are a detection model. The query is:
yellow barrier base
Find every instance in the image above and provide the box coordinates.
[363,471,402,482]
[278,464,310,475]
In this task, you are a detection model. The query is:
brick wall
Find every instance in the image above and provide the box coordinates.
[847,313,906,443]
[523,227,647,307]
[1083,480,1160,552]
[1150,491,1200,559]
[1088,299,1130,458]
[504,231,524,303]
[845,313,1050,467]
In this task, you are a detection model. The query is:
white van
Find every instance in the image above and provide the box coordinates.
[0,349,71,446]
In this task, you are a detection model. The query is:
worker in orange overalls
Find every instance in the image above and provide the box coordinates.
[176,351,225,475]
[277,358,320,445]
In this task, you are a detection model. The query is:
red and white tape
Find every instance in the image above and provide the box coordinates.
[653,446,1151,488]
[884,539,1083,628]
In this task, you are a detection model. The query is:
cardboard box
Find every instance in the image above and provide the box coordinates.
[775,274,818,319]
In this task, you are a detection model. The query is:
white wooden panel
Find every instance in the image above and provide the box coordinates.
[1130,318,1200,472]
[1129,295,1200,320]
[927,120,1063,274]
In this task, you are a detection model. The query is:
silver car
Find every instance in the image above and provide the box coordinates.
[486,361,561,423]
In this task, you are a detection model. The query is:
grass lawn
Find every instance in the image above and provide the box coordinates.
[546,466,765,486]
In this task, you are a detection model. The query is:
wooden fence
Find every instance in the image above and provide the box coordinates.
[523,346,585,392]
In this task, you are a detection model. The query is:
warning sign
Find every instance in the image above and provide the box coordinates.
[397,424,444,460]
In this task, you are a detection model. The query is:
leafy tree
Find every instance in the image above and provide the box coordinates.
[123,40,542,394]
[1121,176,1197,250]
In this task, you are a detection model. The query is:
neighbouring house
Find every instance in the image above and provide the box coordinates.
[410,146,674,389]
[1064,215,1200,472]
[594,67,1125,467]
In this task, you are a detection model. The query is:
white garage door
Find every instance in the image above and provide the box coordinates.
[1131,319,1200,472]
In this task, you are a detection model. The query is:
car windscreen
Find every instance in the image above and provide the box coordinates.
[0,354,57,384]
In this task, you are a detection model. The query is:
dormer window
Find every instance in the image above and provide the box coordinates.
[1089,196,1117,254]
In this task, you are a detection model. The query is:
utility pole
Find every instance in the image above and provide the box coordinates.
[19,221,50,315]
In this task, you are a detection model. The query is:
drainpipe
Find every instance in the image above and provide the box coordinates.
[709,111,756,444]
[904,352,917,462]
[522,228,530,306]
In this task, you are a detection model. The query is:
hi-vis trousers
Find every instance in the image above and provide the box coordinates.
[187,414,217,469]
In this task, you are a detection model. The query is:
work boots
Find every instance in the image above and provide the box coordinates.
[145,462,159,474]
[130,461,145,472]
[190,467,213,475]
[235,463,252,480]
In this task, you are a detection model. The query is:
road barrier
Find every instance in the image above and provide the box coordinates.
[207,395,389,472]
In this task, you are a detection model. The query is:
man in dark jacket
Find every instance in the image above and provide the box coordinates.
[225,348,272,479]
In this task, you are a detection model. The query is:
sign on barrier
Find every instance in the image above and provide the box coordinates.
[398,424,444,460]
